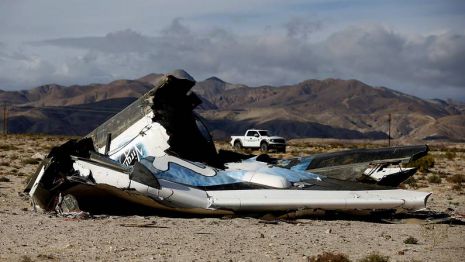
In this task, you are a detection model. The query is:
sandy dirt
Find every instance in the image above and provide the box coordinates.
[1,135,464,261]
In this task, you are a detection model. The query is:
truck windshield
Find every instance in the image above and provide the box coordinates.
[258,131,269,136]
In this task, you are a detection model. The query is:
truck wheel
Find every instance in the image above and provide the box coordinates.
[234,141,242,151]
[279,147,286,153]
[260,142,268,153]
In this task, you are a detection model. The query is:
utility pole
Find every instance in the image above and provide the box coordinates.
[2,103,7,136]
[388,113,391,147]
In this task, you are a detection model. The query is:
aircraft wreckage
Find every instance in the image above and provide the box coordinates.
[25,73,431,217]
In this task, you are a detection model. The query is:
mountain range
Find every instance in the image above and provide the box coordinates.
[1,70,464,142]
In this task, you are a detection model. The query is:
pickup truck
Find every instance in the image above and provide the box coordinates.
[230,129,286,153]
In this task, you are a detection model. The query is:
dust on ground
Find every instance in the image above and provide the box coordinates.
[1,135,464,261]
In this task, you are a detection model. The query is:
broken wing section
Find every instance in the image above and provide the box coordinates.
[277,145,428,186]
[207,189,430,212]
[86,74,222,168]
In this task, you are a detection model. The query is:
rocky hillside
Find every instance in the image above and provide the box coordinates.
[194,77,465,141]
[1,70,463,141]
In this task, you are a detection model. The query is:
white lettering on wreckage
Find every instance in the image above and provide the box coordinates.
[121,144,145,166]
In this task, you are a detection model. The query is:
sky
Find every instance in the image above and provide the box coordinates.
[0,0,464,101]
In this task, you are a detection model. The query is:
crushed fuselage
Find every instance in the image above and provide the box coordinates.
[25,74,431,216]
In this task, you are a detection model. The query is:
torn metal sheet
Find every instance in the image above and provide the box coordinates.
[25,73,432,217]
[276,145,428,186]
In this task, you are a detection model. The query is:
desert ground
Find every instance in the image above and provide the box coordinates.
[1,134,464,261]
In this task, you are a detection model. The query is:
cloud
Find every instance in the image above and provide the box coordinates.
[1,19,464,100]
[323,25,465,88]
[32,29,155,53]
[284,17,323,40]
[421,33,465,86]
[0,51,56,89]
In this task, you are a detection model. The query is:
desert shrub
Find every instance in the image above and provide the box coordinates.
[42,144,53,150]
[402,177,418,188]
[450,147,465,153]
[358,253,389,262]
[308,252,351,262]
[0,144,19,151]
[406,155,435,173]
[0,176,10,182]
[427,174,442,184]
[447,174,465,184]
[20,255,33,262]
[403,236,418,244]
[37,254,56,260]
[21,158,40,165]
[447,174,464,191]
[328,142,346,149]
[435,171,449,178]
[0,161,10,167]
[445,151,456,160]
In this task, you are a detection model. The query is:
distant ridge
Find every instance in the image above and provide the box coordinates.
[1,71,464,142]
